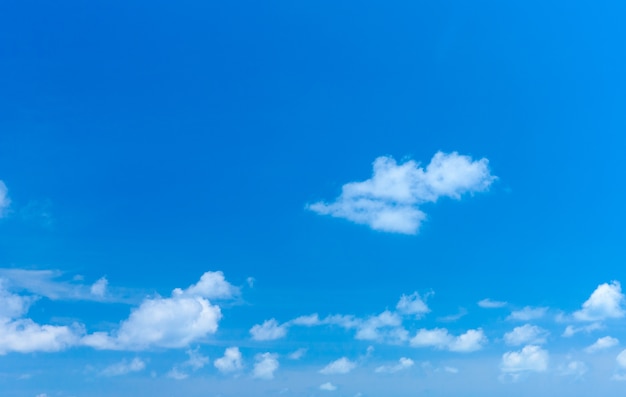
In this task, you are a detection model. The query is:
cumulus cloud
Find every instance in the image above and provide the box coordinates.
[320,357,357,375]
[319,382,337,391]
[504,324,549,346]
[507,306,548,321]
[100,358,146,377]
[0,318,82,355]
[253,353,279,380]
[501,345,549,373]
[374,357,415,373]
[173,271,239,300]
[0,181,10,217]
[90,277,108,297]
[354,311,407,343]
[410,328,486,352]
[250,319,288,341]
[307,152,496,234]
[214,347,243,374]
[478,298,507,308]
[396,292,430,317]
[82,272,230,350]
[585,336,619,353]
[573,281,625,322]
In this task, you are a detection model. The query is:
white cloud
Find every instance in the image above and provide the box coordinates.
[319,382,337,391]
[573,281,625,322]
[90,277,108,297]
[410,328,486,352]
[289,314,321,326]
[100,358,145,377]
[507,306,548,321]
[0,280,36,319]
[559,360,587,377]
[478,298,507,308]
[166,368,188,380]
[396,292,430,317]
[253,353,279,380]
[501,345,549,373]
[250,319,288,341]
[173,271,239,300]
[375,357,414,373]
[354,311,406,342]
[82,272,230,350]
[288,348,307,360]
[0,318,82,355]
[437,308,468,322]
[320,357,357,375]
[585,336,619,353]
[214,347,243,374]
[0,181,10,217]
[444,366,459,374]
[504,324,549,346]
[307,152,496,234]
[182,348,209,370]
[562,322,603,337]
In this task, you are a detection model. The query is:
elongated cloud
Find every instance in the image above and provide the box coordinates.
[410,328,486,352]
[308,152,496,234]
[0,181,9,217]
[320,357,357,374]
[100,358,146,377]
[375,357,414,373]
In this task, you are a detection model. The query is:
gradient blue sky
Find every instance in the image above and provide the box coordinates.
[2,1,626,396]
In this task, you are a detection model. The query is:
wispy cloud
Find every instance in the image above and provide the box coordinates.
[308,152,496,234]
[504,324,549,346]
[100,358,145,377]
[374,357,414,373]
[478,298,507,308]
[410,328,487,352]
[585,336,619,353]
[0,181,10,218]
[320,357,357,375]
[507,306,548,321]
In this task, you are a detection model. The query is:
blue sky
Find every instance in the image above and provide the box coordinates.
[2,1,626,396]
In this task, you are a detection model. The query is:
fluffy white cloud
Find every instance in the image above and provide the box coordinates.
[375,357,414,373]
[501,345,549,373]
[396,292,430,317]
[250,319,288,341]
[585,336,619,353]
[173,271,238,300]
[0,318,82,355]
[573,281,625,322]
[0,181,10,217]
[478,298,507,308]
[504,324,549,346]
[507,306,548,321]
[308,152,496,234]
[0,280,36,319]
[253,353,279,380]
[354,311,406,342]
[289,314,321,326]
[319,382,337,391]
[410,328,486,352]
[320,357,357,375]
[214,347,243,373]
[90,277,108,297]
[82,272,230,350]
[100,358,146,377]
[182,348,209,370]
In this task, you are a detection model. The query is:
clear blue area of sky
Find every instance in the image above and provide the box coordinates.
[1,1,626,396]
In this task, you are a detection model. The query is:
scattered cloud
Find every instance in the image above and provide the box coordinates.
[504,324,549,346]
[396,292,430,317]
[173,271,239,300]
[354,311,407,343]
[166,368,188,380]
[308,152,496,234]
[585,336,619,353]
[214,347,243,374]
[501,345,549,374]
[444,366,459,374]
[374,357,414,373]
[0,181,10,217]
[100,358,145,377]
[82,272,229,350]
[507,306,548,321]
[319,382,337,391]
[288,348,307,360]
[558,360,587,377]
[289,314,321,326]
[478,299,507,309]
[437,308,468,322]
[182,348,209,370]
[573,281,625,322]
[90,277,108,297]
[253,353,279,380]
[320,357,357,375]
[250,319,288,341]
[0,318,83,355]
[410,328,486,352]
[562,322,603,337]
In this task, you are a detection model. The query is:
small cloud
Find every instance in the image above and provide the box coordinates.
[182,348,209,370]
[507,306,548,321]
[246,277,255,288]
[573,281,625,322]
[558,360,587,377]
[444,366,459,374]
[478,299,507,309]
[320,357,357,375]
[307,152,496,234]
[166,368,188,380]
[504,324,549,346]
[585,336,619,353]
[90,277,108,297]
[214,347,243,374]
[289,314,321,326]
[319,382,337,391]
[437,308,467,322]
[253,353,279,380]
[0,181,10,218]
[288,348,307,360]
[562,322,603,337]
[100,358,146,377]
[375,357,414,373]
[250,319,288,341]
[410,328,486,352]
[501,345,548,374]
[354,311,406,343]
[396,292,430,317]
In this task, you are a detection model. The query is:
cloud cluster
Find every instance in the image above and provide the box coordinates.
[410,328,486,352]
[308,152,496,234]
[501,345,549,374]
